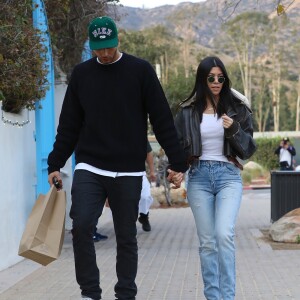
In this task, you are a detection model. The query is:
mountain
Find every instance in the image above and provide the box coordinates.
[115,0,300,49]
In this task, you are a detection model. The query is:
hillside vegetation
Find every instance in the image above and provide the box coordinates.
[117,0,300,132]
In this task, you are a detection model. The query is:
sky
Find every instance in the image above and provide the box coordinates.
[118,0,205,9]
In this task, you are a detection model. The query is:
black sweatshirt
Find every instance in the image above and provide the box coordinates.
[48,53,187,174]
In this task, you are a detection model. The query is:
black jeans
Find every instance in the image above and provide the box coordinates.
[280,161,293,171]
[70,170,142,300]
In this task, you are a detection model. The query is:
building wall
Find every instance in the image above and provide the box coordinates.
[0,81,73,271]
[0,109,36,271]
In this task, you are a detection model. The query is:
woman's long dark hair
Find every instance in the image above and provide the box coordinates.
[181,56,235,121]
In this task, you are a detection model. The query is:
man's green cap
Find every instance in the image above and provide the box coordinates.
[88,16,118,50]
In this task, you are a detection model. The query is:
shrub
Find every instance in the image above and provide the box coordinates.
[251,137,283,171]
[241,169,252,185]
[0,0,119,114]
[0,0,48,113]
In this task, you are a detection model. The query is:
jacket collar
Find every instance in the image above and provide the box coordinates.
[231,88,250,108]
[180,95,196,108]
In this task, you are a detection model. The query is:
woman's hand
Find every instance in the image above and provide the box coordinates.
[222,114,233,129]
[167,169,184,189]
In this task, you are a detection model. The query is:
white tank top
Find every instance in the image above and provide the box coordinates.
[200,113,228,162]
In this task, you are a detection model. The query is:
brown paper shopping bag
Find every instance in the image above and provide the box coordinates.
[18,185,66,266]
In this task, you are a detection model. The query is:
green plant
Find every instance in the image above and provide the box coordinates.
[241,169,252,185]
[44,0,120,80]
[0,90,4,102]
[251,137,283,171]
[249,167,263,178]
[0,0,48,113]
[0,0,120,114]
[296,235,300,244]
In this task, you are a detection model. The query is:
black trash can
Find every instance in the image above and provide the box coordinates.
[271,171,300,222]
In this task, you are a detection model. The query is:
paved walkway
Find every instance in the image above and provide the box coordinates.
[1,189,300,300]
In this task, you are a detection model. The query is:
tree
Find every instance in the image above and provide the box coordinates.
[142,26,179,86]
[223,12,269,105]
[163,65,195,115]
[218,0,297,21]
[250,70,272,132]
[226,62,244,96]
[119,25,179,86]
[266,14,292,131]
[45,0,120,79]
[297,76,300,131]
[119,30,148,58]
[0,0,119,113]
[287,30,300,131]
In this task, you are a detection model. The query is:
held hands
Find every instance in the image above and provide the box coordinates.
[48,171,63,190]
[222,114,233,129]
[149,171,156,182]
[167,169,184,189]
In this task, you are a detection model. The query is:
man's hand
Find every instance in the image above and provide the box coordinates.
[283,142,290,149]
[149,171,156,182]
[167,169,183,189]
[48,171,63,190]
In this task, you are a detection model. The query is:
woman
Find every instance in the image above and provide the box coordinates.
[175,56,256,300]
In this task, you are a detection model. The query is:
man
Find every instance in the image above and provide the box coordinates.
[93,227,108,242]
[47,16,187,300]
[274,137,296,170]
[138,141,156,232]
[95,141,155,234]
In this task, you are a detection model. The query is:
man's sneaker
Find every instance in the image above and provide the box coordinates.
[93,232,108,242]
[138,213,151,232]
[81,296,94,300]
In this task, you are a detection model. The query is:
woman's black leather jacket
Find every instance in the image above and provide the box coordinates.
[174,90,257,169]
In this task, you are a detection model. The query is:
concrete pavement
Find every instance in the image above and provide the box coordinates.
[1,189,300,300]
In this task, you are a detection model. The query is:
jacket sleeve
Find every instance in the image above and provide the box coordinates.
[174,109,193,163]
[174,110,184,151]
[274,146,281,155]
[288,146,296,156]
[224,106,257,160]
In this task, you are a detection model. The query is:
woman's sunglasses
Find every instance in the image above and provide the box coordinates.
[207,75,226,84]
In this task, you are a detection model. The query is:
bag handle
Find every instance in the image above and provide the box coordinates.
[52,177,62,189]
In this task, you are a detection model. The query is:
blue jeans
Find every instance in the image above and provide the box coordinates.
[70,170,142,300]
[187,160,242,300]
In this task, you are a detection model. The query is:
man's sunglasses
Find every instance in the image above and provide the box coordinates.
[207,75,226,84]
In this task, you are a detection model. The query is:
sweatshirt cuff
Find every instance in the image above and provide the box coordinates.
[168,162,189,173]
[48,165,60,175]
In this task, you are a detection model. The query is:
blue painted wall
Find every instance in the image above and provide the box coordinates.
[32,0,55,195]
